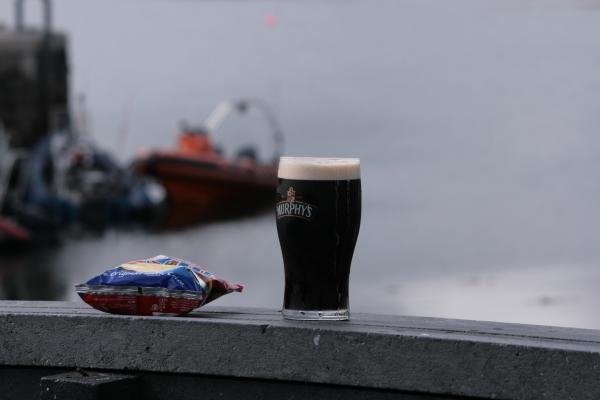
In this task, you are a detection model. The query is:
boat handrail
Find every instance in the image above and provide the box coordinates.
[203,98,284,163]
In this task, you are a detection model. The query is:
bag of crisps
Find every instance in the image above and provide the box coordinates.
[76,255,243,316]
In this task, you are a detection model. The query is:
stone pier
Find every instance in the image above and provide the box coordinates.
[1,301,599,399]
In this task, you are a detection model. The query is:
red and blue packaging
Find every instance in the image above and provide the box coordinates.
[76,255,243,316]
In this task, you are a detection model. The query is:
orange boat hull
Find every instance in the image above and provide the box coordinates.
[135,152,277,228]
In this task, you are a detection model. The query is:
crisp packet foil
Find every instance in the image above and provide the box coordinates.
[75,255,243,316]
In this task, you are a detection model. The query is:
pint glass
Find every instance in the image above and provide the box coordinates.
[276,157,361,320]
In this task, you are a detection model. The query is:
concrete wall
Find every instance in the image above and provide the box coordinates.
[2,301,600,399]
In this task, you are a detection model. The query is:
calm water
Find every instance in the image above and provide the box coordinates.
[2,0,600,328]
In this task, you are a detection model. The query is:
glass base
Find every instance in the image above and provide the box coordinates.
[282,309,349,321]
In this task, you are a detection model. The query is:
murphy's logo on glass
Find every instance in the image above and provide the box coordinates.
[276,187,315,221]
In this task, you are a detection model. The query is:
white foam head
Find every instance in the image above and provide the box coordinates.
[278,157,361,181]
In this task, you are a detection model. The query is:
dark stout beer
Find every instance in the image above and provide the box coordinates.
[276,157,361,320]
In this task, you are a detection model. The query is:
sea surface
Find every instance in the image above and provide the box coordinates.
[2,0,600,328]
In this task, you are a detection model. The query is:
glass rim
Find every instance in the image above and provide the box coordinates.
[277,156,360,181]
[279,156,360,164]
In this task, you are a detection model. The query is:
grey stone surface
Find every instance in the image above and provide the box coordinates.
[1,301,600,399]
[40,371,139,400]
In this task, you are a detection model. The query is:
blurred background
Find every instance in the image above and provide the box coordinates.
[1,0,600,328]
